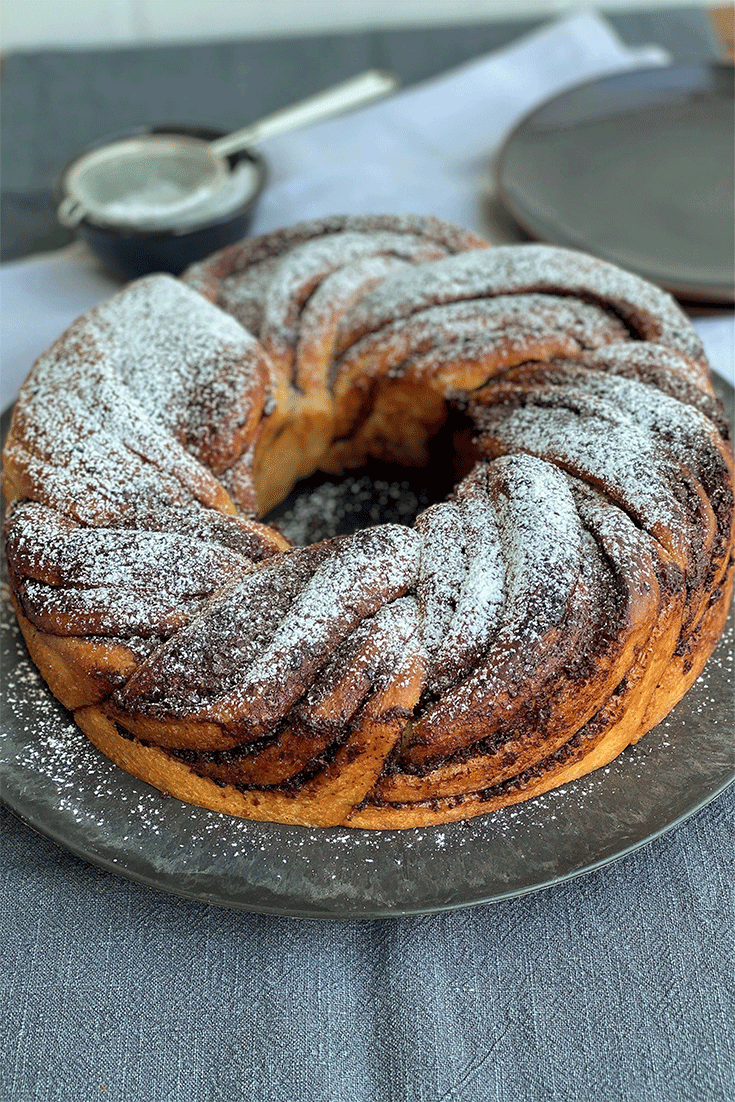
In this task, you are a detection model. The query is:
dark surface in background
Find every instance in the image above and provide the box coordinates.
[0,6,720,261]
[495,62,735,302]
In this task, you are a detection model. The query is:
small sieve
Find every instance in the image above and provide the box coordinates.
[58,70,399,232]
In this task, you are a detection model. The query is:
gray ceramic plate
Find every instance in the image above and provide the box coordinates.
[495,64,735,303]
[1,384,734,920]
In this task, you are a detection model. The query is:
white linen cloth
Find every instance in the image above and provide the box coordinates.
[1,9,732,414]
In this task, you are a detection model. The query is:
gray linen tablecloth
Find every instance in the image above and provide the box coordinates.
[1,8,733,1100]
[3,790,734,1101]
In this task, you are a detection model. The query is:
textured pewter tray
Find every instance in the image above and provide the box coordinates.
[1,388,734,919]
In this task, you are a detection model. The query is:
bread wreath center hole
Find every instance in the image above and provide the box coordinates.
[264,407,480,546]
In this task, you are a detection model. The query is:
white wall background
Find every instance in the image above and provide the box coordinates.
[0,0,708,52]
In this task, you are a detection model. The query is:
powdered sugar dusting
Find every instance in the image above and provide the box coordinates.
[298,596,421,727]
[115,525,421,732]
[415,502,467,656]
[415,472,506,694]
[208,525,421,728]
[475,389,697,565]
[115,547,333,713]
[338,244,705,363]
[557,368,730,484]
[89,275,266,450]
[429,484,505,690]
[489,454,582,641]
[259,231,450,357]
[410,454,584,744]
[294,253,411,382]
[334,292,629,385]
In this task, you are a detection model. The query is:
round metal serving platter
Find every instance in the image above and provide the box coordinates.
[495,64,735,304]
[1,386,734,920]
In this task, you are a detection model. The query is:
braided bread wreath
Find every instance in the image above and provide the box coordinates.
[3,215,733,830]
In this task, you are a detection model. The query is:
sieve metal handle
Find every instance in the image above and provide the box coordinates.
[57,195,87,227]
[211,70,399,158]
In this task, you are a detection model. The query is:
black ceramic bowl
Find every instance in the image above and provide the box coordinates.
[57,124,267,279]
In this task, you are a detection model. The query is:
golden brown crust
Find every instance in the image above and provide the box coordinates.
[75,645,425,828]
[347,559,733,829]
[10,592,140,710]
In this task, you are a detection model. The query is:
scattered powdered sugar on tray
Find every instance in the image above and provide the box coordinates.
[269,473,435,546]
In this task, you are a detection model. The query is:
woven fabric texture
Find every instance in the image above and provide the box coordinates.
[2,787,733,1102]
